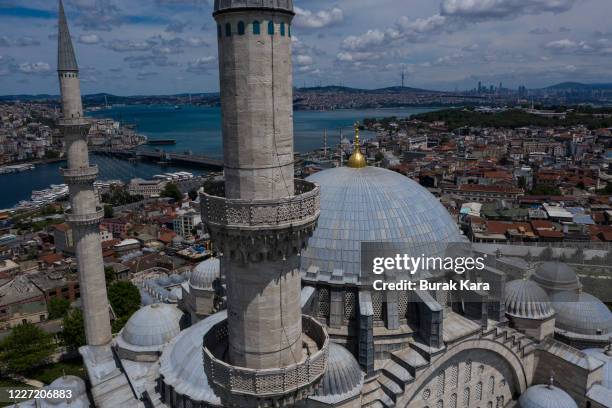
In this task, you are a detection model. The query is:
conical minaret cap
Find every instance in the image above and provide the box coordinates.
[57,0,78,72]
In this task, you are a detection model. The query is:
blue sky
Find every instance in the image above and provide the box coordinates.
[1,0,611,95]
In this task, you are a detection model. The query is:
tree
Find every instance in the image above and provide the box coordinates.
[530,184,562,196]
[161,183,183,202]
[61,309,86,351]
[0,323,55,374]
[105,266,116,286]
[375,152,384,162]
[48,298,71,320]
[103,204,114,219]
[188,189,198,201]
[107,281,141,332]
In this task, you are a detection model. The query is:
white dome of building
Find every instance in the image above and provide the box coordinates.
[518,383,577,408]
[552,291,612,336]
[301,166,464,283]
[532,262,581,294]
[505,279,555,320]
[190,258,220,289]
[42,375,89,407]
[121,304,183,347]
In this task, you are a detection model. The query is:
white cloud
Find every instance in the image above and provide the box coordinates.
[295,55,313,66]
[440,0,577,20]
[342,30,386,52]
[79,34,101,44]
[294,7,344,29]
[18,62,51,74]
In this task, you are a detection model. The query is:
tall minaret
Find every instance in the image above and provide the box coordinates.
[57,0,112,347]
[201,1,327,406]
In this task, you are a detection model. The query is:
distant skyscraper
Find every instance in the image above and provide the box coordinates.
[56,0,111,347]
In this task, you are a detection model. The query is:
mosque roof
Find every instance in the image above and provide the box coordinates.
[583,348,612,390]
[531,262,581,292]
[311,343,364,404]
[190,258,220,290]
[120,304,183,349]
[518,383,578,408]
[552,291,612,336]
[301,166,464,284]
[505,279,555,320]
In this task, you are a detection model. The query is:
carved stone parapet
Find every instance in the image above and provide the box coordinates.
[57,117,91,137]
[61,165,98,184]
[201,179,320,263]
[202,315,329,408]
[66,207,104,226]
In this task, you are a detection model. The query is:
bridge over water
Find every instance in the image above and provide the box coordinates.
[91,147,223,170]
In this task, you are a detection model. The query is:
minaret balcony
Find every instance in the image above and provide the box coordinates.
[66,207,104,226]
[201,179,320,262]
[60,165,99,184]
[202,315,329,407]
[201,179,320,231]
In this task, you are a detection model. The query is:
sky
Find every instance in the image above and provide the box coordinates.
[1,0,611,95]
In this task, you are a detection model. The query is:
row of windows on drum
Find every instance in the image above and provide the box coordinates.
[217,21,291,38]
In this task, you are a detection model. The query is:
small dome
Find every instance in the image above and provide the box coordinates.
[532,262,580,293]
[121,304,183,347]
[44,375,88,406]
[552,291,612,336]
[190,258,220,289]
[314,343,363,402]
[505,279,554,320]
[519,383,577,408]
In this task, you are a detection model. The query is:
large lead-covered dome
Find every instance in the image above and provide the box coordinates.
[505,279,555,320]
[552,291,612,336]
[301,166,464,283]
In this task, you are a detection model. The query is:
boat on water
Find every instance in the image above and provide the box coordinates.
[146,139,177,146]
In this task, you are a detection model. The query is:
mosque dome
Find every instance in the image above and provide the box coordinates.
[121,304,183,347]
[190,258,220,289]
[551,291,612,336]
[301,166,464,283]
[505,279,555,320]
[519,383,577,408]
[44,375,89,407]
[531,262,581,293]
[312,343,363,403]
[158,312,225,405]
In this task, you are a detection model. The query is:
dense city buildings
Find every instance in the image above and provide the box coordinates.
[0,1,610,408]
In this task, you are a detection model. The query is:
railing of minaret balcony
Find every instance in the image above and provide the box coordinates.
[202,315,329,398]
[201,179,320,229]
[65,207,104,225]
[60,165,99,183]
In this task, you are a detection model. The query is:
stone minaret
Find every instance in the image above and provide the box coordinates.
[201,1,328,406]
[57,0,112,347]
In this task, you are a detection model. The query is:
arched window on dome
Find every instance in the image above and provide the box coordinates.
[268,21,274,35]
[238,21,245,35]
[225,23,231,37]
[280,22,286,36]
[253,20,261,35]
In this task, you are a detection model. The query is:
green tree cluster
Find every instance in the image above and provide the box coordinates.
[0,323,55,374]
[107,281,141,333]
[161,183,183,202]
[48,298,71,320]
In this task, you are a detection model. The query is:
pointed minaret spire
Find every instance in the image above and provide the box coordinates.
[58,0,78,72]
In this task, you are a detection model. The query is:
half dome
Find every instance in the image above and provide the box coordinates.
[505,279,554,320]
[313,343,364,403]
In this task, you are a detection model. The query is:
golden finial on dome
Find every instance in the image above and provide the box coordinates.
[347,122,367,168]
